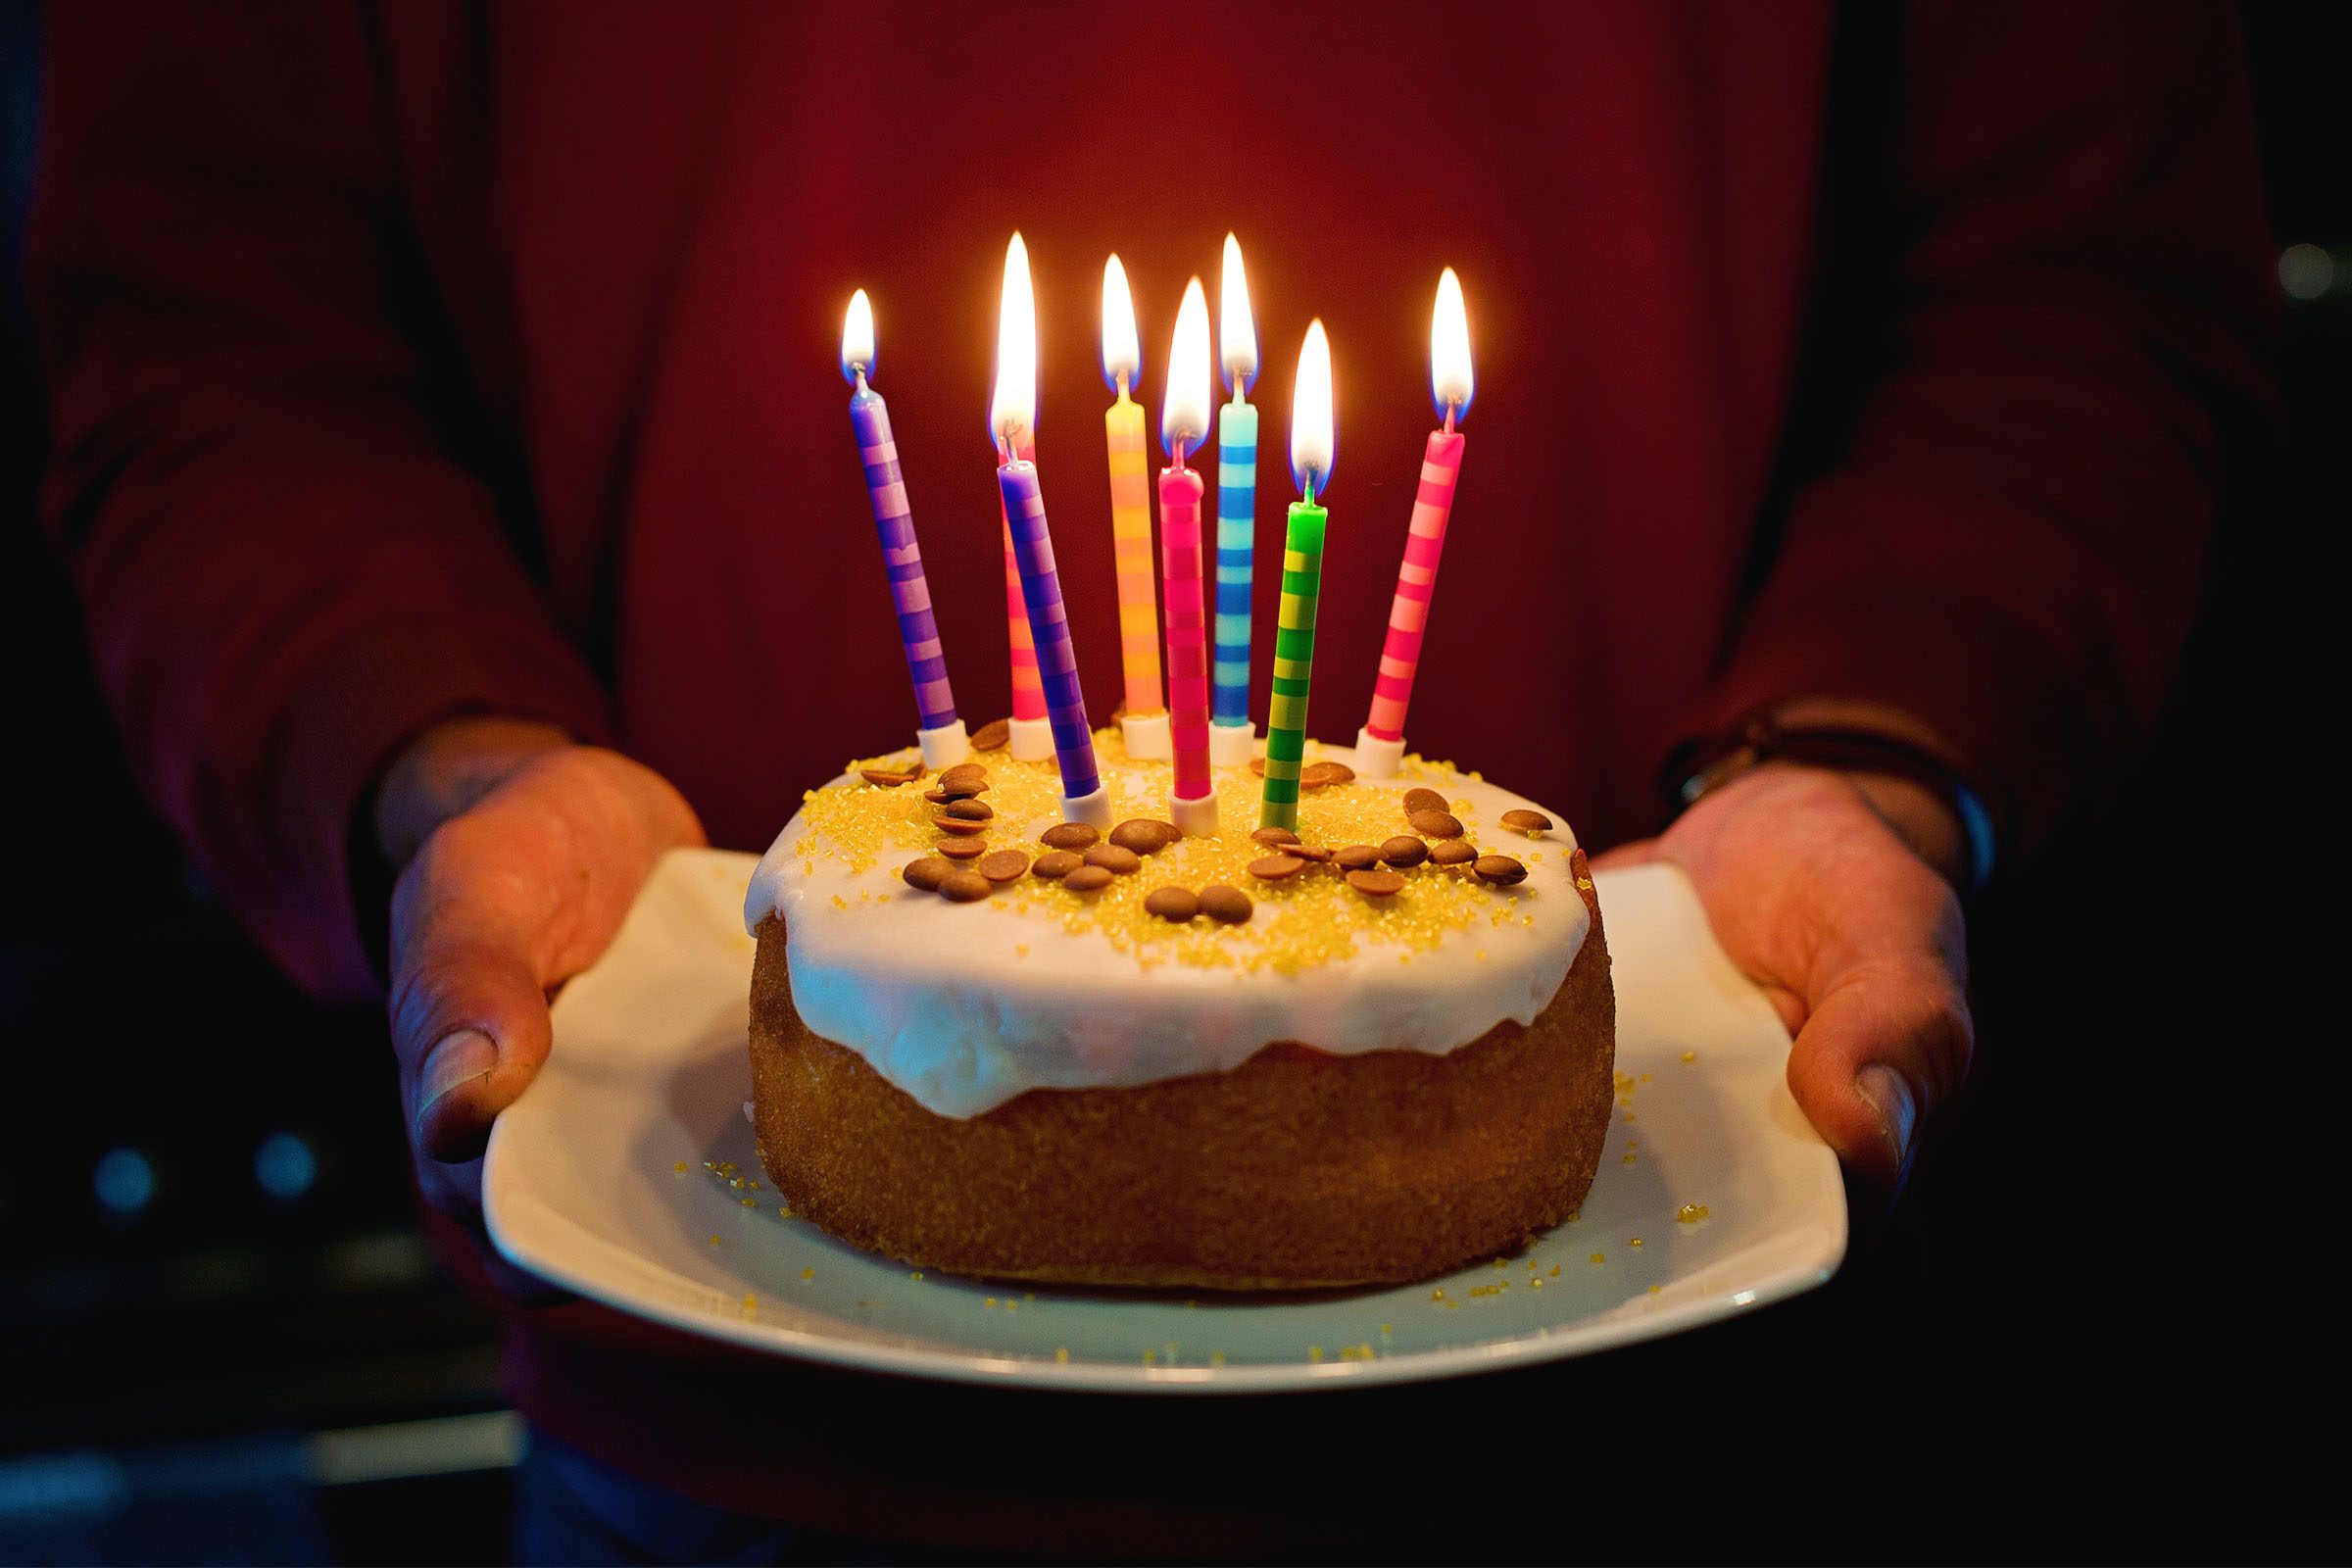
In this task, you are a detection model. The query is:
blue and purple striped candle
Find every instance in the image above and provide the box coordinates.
[842,290,959,747]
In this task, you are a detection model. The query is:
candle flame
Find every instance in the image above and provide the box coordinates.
[841,288,875,384]
[1101,255,1140,393]
[1431,267,1474,421]
[1162,276,1212,463]
[990,232,1038,452]
[1290,318,1335,498]
[1220,232,1257,394]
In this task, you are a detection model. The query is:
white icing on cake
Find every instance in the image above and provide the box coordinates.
[745,745,1590,1118]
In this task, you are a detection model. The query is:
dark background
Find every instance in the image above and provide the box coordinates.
[1,4,2335,1561]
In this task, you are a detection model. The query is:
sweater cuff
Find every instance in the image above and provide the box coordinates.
[1684,579,2088,864]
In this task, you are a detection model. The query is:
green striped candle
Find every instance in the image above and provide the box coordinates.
[1258,318,1335,832]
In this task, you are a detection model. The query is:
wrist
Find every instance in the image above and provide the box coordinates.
[372,716,574,871]
[1663,700,1996,893]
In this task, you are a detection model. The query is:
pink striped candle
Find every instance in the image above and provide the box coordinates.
[1356,268,1475,778]
[1157,278,1216,833]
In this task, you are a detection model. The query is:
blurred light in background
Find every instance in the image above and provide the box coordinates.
[2279,242,2338,301]
[91,1148,155,1219]
[253,1132,318,1203]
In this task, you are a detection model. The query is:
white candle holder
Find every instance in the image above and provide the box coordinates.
[1121,710,1172,760]
[1006,715,1054,761]
[1060,784,1114,829]
[1170,792,1218,838]
[915,720,971,773]
[1352,726,1406,779]
[1208,722,1256,768]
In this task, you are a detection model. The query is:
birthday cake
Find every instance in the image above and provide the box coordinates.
[741,733,1614,1291]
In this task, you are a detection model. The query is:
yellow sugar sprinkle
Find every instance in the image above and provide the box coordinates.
[778,1204,792,1216]
[1590,1251,1606,1265]
[708,1235,721,1247]
[801,1266,814,1280]
[1054,1348,1070,1362]
[1677,1203,1710,1224]
[1142,1349,1156,1365]
[1623,1152,1638,1165]
[1307,1346,1325,1363]
[1550,1265,1561,1277]
[831,894,849,909]
[1380,1323,1393,1335]
[1432,1288,1446,1300]
[741,1197,758,1207]
[1015,943,1029,956]
[1530,1278,1544,1289]
[672,1161,688,1174]
[741,1294,758,1309]
[1210,1350,1226,1365]
[907,1270,923,1281]
[984,1297,998,1307]
[793,734,1548,976]
[1682,1050,1697,1063]
[1024,1293,1036,1301]
[1648,1284,1663,1296]
[1629,1237,1644,1249]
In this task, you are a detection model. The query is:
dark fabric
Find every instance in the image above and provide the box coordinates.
[32,0,2275,1543]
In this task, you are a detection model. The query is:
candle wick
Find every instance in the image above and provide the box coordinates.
[1303,471,1319,506]
[854,367,869,394]
[1444,399,1458,435]
[1116,370,1130,401]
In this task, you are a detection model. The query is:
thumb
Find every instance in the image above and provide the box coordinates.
[1783,955,1973,1190]
[393,919,556,1165]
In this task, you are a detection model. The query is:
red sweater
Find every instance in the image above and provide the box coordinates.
[33,0,2270,1539]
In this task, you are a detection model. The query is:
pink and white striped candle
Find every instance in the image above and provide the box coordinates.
[1158,278,1216,832]
[1356,268,1475,778]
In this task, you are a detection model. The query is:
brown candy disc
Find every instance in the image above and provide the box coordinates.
[1061,864,1114,894]
[1299,760,1354,788]
[1109,818,1179,855]
[1250,825,1302,848]
[976,850,1030,884]
[936,763,989,795]
[1082,844,1143,875]
[1144,886,1201,922]
[1402,787,1448,814]
[1407,808,1465,840]
[1248,854,1305,881]
[938,869,993,903]
[1333,844,1384,870]
[1474,855,1529,886]
[1379,835,1431,868]
[937,838,988,860]
[1500,808,1553,835]
[1287,844,1334,862]
[944,798,995,821]
[901,857,953,891]
[1199,885,1254,924]
[860,766,921,788]
[1429,839,1479,866]
[1031,849,1083,879]
[933,815,989,835]
[1250,757,1269,777]
[970,718,1011,752]
[1346,868,1406,898]
[1039,822,1101,851]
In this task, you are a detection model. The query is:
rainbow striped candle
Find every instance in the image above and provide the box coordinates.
[1099,257,1166,758]
[1211,234,1259,761]
[1259,320,1335,833]
[993,232,1107,822]
[1158,278,1215,833]
[1355,269,1474,778]
[841,290,967,769]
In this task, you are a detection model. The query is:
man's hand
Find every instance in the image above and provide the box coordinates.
[377,720,706,1239]
[1593,763,1973,1193]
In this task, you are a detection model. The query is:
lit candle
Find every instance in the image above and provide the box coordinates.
[1100,256,1168,760]
[1209,233,1259,767]
[1355,268,1474,778]
[999,433,1052,760]
[1259,319,1335,833]
[841,290,969,770]
[992,233,1108,825]
[1158,277,1216,834]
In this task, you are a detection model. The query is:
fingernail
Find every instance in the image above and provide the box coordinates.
[417,1028,498,1127]
[1854,1063,1917,1172]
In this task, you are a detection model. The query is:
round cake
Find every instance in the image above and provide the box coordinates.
[742,736,1613,1291]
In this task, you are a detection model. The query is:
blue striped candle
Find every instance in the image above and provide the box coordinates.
[998,459,1102,807]
[1213,400,1257,730]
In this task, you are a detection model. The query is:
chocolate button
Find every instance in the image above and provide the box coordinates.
[1250,825,1302,848]
[1061,864,1114,894]
[937,839,988,860]
[1429,839,1479,866]
[1402,787,1447,814]
[944,798,995,821]
[938,869,993,903]
[1407,808,1464,839]
[1082,844,1143,875]
[1144,886,1200,922]
[1040,822,1100,851]
[1379,835,1431,868]
[1199,885,1253,924]
[1248,855,1305,881]
[1334,844,1384,870]
[1501,809,1552,835]
[1474,855,1528,886]
[977,850,1030,883]
[970,718,1011,752]
[1109,818,1179,855]
[1346,868,1405,898]
[1031,850,1083,879]
[901,857,953,891]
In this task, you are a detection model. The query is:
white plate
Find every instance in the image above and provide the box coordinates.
[485,849,1843,1392]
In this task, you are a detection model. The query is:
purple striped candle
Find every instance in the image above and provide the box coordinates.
[1361,428,1463,745]
[850,381,957,733]
[998,460,1102,804]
